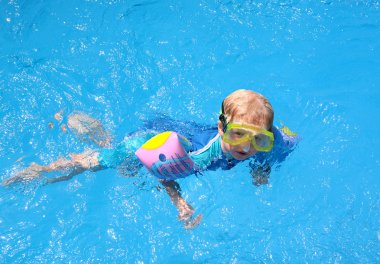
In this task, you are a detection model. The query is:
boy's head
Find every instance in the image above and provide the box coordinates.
[218,89,274,160]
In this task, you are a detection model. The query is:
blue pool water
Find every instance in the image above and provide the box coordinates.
[1,0,379,262]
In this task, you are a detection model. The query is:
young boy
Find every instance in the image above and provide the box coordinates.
[2,90,298,228]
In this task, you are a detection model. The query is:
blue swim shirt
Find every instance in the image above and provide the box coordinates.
[97,122,299,178]
[188,126,299,173]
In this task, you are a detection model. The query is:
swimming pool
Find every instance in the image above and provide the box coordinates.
[1,0,379,262]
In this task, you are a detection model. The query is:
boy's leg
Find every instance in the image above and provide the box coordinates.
[1,162,45,186]
[44,150,101,183]
[2,150,100,186]
[67,111,112,147]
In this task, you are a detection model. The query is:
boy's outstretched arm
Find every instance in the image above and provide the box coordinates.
[160,180,202,229]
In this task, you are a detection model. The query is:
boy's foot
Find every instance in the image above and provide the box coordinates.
[2,162,44,186]
[67,111,111,147]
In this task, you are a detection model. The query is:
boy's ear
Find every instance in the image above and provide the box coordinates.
[217,121,224,136]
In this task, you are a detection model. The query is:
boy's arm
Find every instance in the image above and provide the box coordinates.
[248,125,300,186]
[160,180,202,229]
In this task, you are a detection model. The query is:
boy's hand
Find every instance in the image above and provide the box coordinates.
[183,214,203,229]
[251,164,270,186]
[176,195,203,229]
[252,172,269,186]
[161,180,202,229]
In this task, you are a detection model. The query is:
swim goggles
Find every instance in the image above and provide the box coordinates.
[222,123,274,152]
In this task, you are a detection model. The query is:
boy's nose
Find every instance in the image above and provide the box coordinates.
[239,142,258,155]
[242,144,251,153]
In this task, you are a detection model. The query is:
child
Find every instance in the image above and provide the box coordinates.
[2,90,298,228]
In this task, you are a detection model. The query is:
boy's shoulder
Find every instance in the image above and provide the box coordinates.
[254,125,300,164]
[190,127,219,152]
[273,125,300,149]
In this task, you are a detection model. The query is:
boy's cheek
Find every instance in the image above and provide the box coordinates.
[220,140,232,154]
[220,138,226,151]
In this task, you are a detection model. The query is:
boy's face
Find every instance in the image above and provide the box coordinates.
[218,120,272,160]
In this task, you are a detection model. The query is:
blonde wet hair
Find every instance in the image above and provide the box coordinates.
[220,89,274,130]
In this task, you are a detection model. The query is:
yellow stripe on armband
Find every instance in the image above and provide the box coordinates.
[140,131,173,150]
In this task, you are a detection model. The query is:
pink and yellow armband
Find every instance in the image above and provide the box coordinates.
[135,131,194,181]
